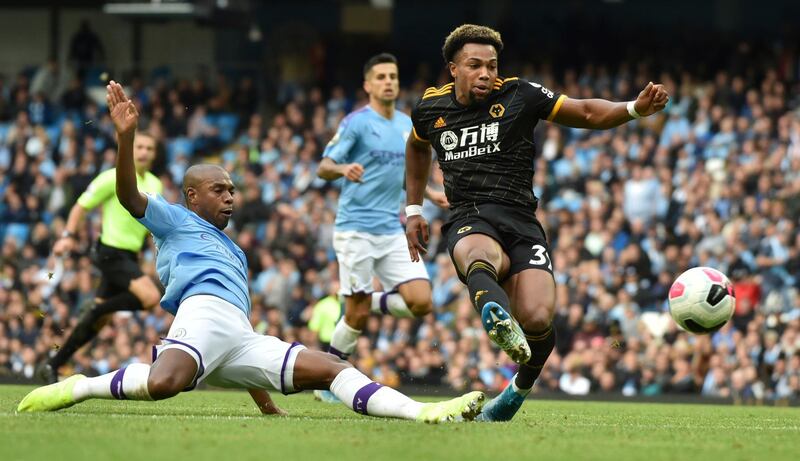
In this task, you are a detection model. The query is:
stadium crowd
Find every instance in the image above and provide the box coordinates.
[1,44,799,405]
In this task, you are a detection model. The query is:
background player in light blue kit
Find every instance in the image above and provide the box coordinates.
[317,54,448,382]
[16,80,485,424]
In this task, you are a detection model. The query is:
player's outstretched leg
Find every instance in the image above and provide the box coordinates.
[19,350,196,412]
[296,350,485,423]
[42,292,145,384]
[479,269,557,421]
[16,374,87,412]
[18,363,153,412]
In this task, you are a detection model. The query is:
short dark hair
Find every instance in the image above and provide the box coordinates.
[442,24,503,64]
[135,131,156,141]
[363,53,398,77]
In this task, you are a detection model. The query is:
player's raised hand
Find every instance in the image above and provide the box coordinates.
[342,163,365,183]
[633,81,670,116]
[106,80,139,136]
[405,215,429,262]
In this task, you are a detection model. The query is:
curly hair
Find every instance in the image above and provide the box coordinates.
[442,24,503,64]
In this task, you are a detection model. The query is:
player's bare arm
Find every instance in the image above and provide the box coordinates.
[552,81,669,129]
[404,134,432,261]
[107,80,148,218]
[317,157,365,183]
[248,388,288,416]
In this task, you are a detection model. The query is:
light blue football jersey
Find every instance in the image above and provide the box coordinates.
[137,194,251,317]
[323,106,412,235]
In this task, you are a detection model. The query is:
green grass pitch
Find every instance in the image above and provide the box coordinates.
[1,385,798,461]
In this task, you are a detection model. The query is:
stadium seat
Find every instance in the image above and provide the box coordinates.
[167,137,194,163]
[4,223,30,247]
[44,124,61,144]
[216,114,239,144]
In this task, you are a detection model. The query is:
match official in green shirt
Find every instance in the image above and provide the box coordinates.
[309,280,343,349]
[41,132,163,383]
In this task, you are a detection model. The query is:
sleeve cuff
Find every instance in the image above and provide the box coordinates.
[412,127,428,143]
[546,94,568,122]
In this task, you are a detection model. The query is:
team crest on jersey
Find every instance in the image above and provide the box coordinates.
[434,116,446,128]
[489,104,505,118]
[440,130,459,151]
[457,225,472,234]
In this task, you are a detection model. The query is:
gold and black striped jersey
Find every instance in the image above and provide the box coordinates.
[411,77,566,211]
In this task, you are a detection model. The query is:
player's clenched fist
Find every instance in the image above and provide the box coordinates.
[633,81,670,117]
[342,163,365,183]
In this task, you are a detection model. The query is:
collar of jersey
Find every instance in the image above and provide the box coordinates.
[186,207,228,236]
[365,104,397,122]
[449,85,495,110]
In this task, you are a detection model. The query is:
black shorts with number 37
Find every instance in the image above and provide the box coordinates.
[443,203,553,284]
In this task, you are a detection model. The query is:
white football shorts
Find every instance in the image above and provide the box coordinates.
[152,295,306,393]
[332,230,430,296]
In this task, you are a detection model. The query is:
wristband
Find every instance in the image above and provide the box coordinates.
[627,101,642,119]
[405,204,423,217]
[61,230,76,239]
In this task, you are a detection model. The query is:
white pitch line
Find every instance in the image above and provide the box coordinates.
[3,411,260,421]
[554,420,800,431]
[4,412,799,430]
[1,411,380,423]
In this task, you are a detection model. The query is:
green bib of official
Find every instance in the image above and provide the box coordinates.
[77,168,163,252]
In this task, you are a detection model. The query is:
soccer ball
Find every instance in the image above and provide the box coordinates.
[668,267,735,334]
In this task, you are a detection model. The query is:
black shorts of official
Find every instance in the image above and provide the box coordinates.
[443,203,554,284]
[94,241,144,299]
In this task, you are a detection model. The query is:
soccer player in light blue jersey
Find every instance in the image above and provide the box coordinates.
[317,54,448,372]
[16,81,484,423]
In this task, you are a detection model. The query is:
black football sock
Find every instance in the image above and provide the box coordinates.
[50,292,144,370]
[515,325,556,390]
[466,260,511,314]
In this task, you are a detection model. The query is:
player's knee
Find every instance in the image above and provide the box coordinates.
[347,292,371,310]
[518,304,554,333]
[465,248,501,269]
[409,299,433,317]
[345,309,370,329]
[147,373,187,400]
[345,293,371,324]
[321,356,352,387]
